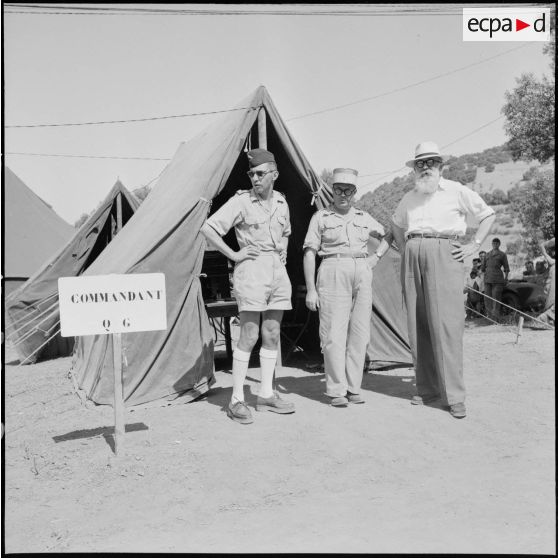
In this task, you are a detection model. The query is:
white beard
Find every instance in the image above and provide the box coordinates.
[414,173,439,194]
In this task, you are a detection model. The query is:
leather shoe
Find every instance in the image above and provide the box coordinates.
[329,396,349,407]
[227,399,254,424]
[347,393,365,404]
[411,394,439,405]
[449,402,466,419]
[256,391,295,414]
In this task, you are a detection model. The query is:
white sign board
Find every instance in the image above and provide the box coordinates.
[58,273,167,336]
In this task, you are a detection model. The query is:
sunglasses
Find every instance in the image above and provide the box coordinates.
[414,158,443,169]
[333,186,356,197]
[247,169,274,179]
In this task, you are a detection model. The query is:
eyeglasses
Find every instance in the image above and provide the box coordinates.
[333,186,356,197]
[247,169,274,179]
[414,158,442,169]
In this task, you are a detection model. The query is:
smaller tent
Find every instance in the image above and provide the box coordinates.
[3,167,75,296]
[5,180,140,364]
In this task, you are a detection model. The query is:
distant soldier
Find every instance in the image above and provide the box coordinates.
[303,168,389,406]
[481,237,509,320]
[201,149,295,424]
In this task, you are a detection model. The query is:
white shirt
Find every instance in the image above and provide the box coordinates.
[392,178,494,237]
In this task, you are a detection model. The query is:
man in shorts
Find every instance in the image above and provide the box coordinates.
[201,148,295,424]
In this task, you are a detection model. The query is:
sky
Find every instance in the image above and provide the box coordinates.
[2,3,553,224]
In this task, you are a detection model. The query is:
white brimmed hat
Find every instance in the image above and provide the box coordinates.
[332,168,358,186]
[405,141,448,168]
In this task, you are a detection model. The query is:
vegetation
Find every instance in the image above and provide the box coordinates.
[351,144,514,230]
[502,21,555,164]
[509,168,555,257]
[501,20,555,255]
[74,213,89,229]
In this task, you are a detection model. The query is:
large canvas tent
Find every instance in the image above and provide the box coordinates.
[68,86,411,408]
[5,180,140,363]
[3,167,75,296]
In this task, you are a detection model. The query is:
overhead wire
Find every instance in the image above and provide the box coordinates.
[286,45,532,121]
[5,106,259,129]
[358,115,506,190]
[5,44,531,129]
[3,4,495,17]
[6,152,172,161]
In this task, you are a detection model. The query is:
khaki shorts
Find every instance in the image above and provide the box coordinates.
[233,252,292,312]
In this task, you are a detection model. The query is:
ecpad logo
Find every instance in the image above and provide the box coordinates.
[463,8,550,42]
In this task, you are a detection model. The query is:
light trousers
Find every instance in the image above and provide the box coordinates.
[403,238,466,406]
[317,258,373,397]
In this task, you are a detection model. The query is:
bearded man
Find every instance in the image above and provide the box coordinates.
[391,141,496,419]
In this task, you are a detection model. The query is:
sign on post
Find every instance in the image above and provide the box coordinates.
[58,273,167,455]
[58,273,167,336]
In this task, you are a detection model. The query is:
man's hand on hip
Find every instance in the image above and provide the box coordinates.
[233,246,260,263]
[451,242,476,262]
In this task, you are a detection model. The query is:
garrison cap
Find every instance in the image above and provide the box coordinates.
[247,148,276,168]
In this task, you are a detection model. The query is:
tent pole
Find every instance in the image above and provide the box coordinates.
[116,192,123,233]
[258,108,267,150]
[112,333,125,455]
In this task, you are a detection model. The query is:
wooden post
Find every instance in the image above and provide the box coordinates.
[116,192,123,233]
[258,108,267,150]
[515,316,524,345]
[112,332,125,455]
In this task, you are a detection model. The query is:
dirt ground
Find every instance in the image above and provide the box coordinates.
[2,321,555,554]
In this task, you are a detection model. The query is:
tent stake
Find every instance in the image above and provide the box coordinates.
[112,332,125,455]
[515,316,524,345]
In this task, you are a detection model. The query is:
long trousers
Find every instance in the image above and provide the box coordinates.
[484,282,504,318]
[403,238,466,405]
[317,258,373,397]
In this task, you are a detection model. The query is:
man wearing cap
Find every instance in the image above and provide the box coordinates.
[201,148,295,424]
[303,168,389,406]
[481,237,510,320]
[391,142,496,419]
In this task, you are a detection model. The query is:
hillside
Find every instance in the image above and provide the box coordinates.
[354,144,553,273]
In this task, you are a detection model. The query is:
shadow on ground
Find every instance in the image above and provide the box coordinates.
[52,422,149,453]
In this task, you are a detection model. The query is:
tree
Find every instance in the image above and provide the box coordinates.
[133,185,151,202]
[491,188,507,205]
[502,20,555,163]
[502,73,555,163]
[320,168,334,187]
[74,213,89,229]
[510,168,555,257]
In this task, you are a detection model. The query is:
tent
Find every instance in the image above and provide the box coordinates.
[5,180,140,363]
[3,167,75,296]
[68,86,411,408]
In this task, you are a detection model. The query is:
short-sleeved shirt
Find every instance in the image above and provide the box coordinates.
[205,189,291,252]
[303,206,385,257]
[482,249,510,284]
[391,178,494,237]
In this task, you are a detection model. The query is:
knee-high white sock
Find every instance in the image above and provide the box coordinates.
[232,348,251,402]
[259,347,277,399]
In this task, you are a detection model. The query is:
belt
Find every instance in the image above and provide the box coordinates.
[321,253,367,259]
[407,233,459,240]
